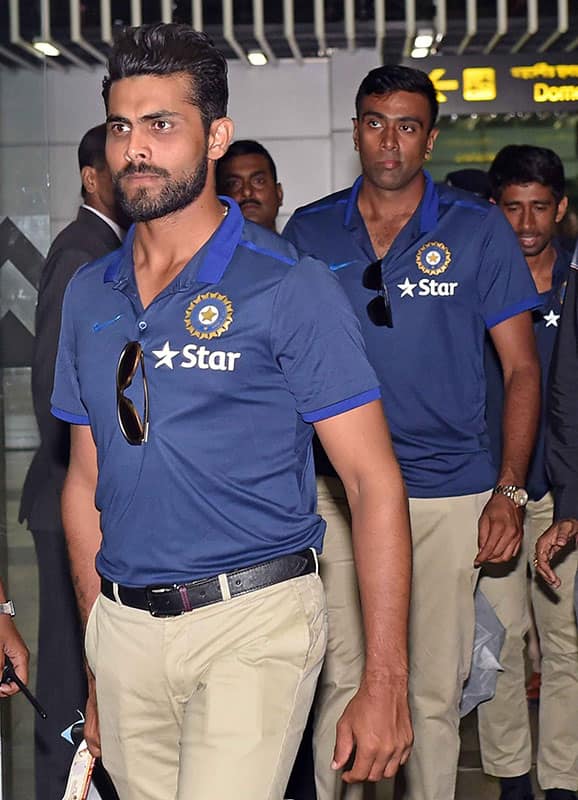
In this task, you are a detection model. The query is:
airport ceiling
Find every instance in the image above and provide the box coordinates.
[1,1,577,70]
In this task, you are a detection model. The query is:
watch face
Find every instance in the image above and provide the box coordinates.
[513,488,529,507]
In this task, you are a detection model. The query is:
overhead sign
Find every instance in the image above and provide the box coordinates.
[401,55,578,115]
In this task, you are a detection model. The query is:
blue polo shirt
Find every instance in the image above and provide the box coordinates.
[51,200,380,586]
[284,173,540,498]
[485,242,570,501]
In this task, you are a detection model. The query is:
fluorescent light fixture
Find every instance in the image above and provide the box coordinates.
[33,40,61,57]
[414,33,434,49]
[248,50,267,66]
[411,47,429,59]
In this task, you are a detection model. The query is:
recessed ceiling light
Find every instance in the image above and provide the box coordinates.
[248,50,267,66]
[33,41,61,57]
[414,33,434,49]
[411,47,429,59]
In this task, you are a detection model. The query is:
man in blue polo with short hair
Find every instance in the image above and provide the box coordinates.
[479,145,578,800]
[51,25,413,800]
[284,65,541,800]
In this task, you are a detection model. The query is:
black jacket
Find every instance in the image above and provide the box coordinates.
[19,207,122,531]
[546,245,578,520]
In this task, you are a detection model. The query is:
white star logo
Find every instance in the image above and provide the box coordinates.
[152,340,180,369]
[543,310,560,328]
[397,277,418,298]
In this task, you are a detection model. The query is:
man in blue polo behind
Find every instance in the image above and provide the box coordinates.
[479,145,578,800]
[51,25,413,800]
[283,65,541,800]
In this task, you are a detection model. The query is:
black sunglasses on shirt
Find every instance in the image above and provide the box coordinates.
[116,341,149,445]
[362,259,393,328]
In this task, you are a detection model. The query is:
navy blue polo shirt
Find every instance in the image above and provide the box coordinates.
[284,173,540,498]
[51,200,380,586]
[485,241,570,501]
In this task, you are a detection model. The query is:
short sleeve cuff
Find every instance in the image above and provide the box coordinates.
[485,295,541,329]
[302,386,381,423]
[51,406,90,425]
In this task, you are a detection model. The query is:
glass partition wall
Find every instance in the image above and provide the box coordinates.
[1,63,50,798]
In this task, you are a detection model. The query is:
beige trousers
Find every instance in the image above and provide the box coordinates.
[313,476,488,800]
[85,573,327,800]
[314,476,366,800]
[478,492,578,791]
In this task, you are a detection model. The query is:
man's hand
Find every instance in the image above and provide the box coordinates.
[534,519,578,588]
[0,618,29,697]
[332,675,413,783]
[475,493,523,566]
[85,671,101,758]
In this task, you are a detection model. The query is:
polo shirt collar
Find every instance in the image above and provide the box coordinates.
[103,197,244,288]
[343,170,439,236]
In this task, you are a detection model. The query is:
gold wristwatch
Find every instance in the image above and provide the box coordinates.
[493,484,529,508]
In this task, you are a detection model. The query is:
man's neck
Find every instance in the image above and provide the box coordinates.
[131,192,226,308]
[133,193,225,273]
[358,170,426,222]
[527,241,557,293]
[357,170,426,259]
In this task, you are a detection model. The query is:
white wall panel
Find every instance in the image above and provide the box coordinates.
[228,59,331,139]
[330,49,381,131]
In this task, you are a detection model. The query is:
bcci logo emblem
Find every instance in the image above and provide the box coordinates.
[416,241,451,276]
[184,292,234,340]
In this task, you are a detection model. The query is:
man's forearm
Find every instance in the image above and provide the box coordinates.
[499,362,540,485]
[61,472,102,628]
[347,478,411,681]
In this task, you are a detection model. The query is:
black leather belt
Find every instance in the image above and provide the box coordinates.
[100,548,317,617]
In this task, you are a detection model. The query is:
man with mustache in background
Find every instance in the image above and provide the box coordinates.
[216,139,283,232]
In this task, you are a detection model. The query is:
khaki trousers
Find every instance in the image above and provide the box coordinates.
[403,491,488,800]
[478,492,578,791]
[313,476,488,800]
[314,476,366,800]
[85,573,327,800]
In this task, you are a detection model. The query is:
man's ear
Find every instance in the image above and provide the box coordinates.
[352,118,359,152]
[207,117,234,162]
[81,165,97,196]
[426,127,439,157]
[556,195,569,224]
[276,183,284,207]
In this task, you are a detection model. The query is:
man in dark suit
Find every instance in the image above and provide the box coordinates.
[19,123,126,800]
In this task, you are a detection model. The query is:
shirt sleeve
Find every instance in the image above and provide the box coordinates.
[546,261,578,519]
[477,206,541,329]
[50,278,91,425]
[270,255,380,422]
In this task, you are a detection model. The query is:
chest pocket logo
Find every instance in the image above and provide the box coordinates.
[184,292,234,340]
[416,241,452,276]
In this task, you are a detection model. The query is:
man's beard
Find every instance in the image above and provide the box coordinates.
[114,158,208,222]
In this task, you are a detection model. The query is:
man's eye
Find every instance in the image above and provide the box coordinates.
[400,124,415,133]
[152,120,171,130]
[110,123,128,135]
[367,119,382,128]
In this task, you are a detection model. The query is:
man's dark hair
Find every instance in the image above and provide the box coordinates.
[78,124,107,172]
[489,145,566,204]
[102,23,228,132]
[216,140,278,189]
[78,124,107,199]
[355,65,439,130]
